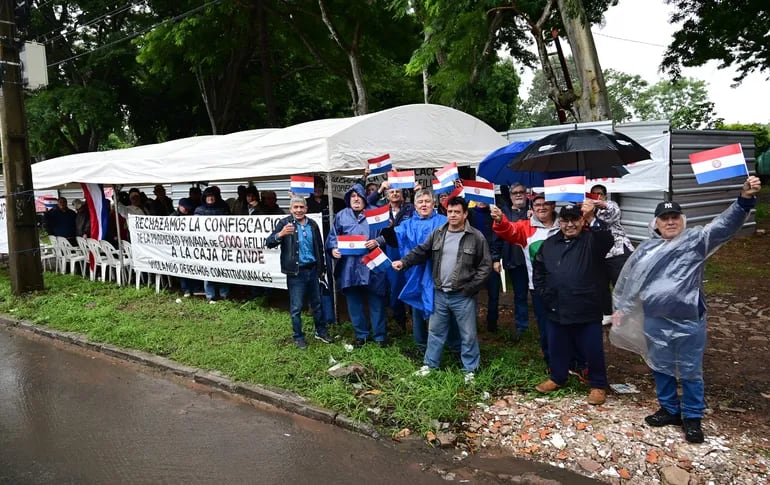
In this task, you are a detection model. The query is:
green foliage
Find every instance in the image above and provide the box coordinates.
[662,0,769,82]
[517,59,718,129]
[0,270,565,435]
[714,122,770,154]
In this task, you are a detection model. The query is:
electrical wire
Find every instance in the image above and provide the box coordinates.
[591,30,668,48]
[34,1,132,44]
[44,3,135,45]
[47,0,223,68]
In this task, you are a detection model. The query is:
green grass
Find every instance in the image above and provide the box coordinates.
[0,271,585,435]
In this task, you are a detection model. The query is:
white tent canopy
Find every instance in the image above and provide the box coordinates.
[32,104,507,189]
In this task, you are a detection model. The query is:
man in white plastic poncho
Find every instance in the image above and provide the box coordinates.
[611,175,761,443]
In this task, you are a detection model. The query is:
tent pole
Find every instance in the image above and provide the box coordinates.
[112,187,125,286]
[325,175,338,322]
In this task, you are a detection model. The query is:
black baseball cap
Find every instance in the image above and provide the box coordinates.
[654,201,683,218]
[559,204,582,220]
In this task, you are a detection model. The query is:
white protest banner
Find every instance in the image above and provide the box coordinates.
[0,199,8,254]
[127,213,322,289]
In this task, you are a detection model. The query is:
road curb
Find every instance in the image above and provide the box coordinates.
[0,316,381,440]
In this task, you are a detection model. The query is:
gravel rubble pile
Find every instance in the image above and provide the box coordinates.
[464,393,769,484]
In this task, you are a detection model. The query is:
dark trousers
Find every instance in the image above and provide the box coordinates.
[547,320,607,389]
[287,267,325,340]
[507,265,529,331]
[485,270,501,329]
[601,252,630,314]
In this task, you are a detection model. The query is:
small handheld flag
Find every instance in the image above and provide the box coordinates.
[388,170,415,189]
[432,178,454,194]
[462,180,495,205]
[435,162,459,186]
[337,235,368,256]
[365,204,390,230]
[544,176,586,202]
[362,247,390,273]
[368,154,392,174]
[689,144,748,184]
[290,176,315,194]
[585,192,601,201]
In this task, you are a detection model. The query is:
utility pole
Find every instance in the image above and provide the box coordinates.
[0,0,44,294]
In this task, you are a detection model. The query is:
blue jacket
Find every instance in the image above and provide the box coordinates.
[326,184,387,295]
[394,211,447,315]
[266,216,325,276]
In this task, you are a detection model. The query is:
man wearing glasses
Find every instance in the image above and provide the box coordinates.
[499,184,532,340]
[490,194,561,367]
[531,202,613,405]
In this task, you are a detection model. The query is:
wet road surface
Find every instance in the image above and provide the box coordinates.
[0,325,598,484]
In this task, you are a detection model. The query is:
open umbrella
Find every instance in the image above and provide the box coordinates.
[478,140,578,186]
[508,129,651,178]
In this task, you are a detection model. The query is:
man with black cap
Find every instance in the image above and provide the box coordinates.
[611,175,762,443]
[531,200,613,405]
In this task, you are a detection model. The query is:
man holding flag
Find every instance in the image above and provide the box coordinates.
[267,196,331,349]
[611,175,761,443]
[327,183,388,347]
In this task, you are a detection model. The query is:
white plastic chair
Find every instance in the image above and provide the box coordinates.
[86,238,108,282]
[56,236,88,277]
[121,241,134,286]
[76,237,92,278]
[99,239,124,286]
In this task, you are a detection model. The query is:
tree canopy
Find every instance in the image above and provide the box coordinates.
[662,0,770,82]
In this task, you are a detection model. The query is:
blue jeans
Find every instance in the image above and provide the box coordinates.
[180,278,202,293]
[344,286,386,342]
[425,290,480,372]
[413,307,461,353]
[204,281,230,300]
[485,270,501,328]
[287,267,326,340]
[547,320,607,389]
[508,266,529,331]
[653,370,705,419]
[532,291,550,365]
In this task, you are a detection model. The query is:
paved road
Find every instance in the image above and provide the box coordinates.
[0,325,598,484]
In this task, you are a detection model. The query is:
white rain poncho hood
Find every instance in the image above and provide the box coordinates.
[609,201,751,379]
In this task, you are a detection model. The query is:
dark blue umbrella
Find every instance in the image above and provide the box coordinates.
[478,140,578,187]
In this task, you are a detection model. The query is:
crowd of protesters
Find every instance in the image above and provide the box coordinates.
[44,173,761,445]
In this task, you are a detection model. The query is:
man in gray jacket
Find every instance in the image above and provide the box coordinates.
[393,196,491,381]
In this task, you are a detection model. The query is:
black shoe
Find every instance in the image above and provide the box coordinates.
[352,338,366,348]
[375,340,388,348]
[510,329,525,343]
[645,407,683,427]
[294,338,308,350]
[314,331,333,344]
[487,322,498,333]
[682,418,705,443]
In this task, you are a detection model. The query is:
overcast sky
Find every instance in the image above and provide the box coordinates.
[518,0,769,125]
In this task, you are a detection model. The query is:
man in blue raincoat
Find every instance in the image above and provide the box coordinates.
[326,183,388,347]
[611,175,761,443]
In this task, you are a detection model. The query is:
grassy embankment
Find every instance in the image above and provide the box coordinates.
[0,271,576,435]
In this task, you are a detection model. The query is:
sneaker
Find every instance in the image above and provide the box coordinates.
[682,418,705,443]
[314,331,333,344]
[183,291,191,298]
[644,407,683,427]
[602,314,613,326]
[414,365,431,377]
[207,299,217,305]
[510,329,525,343]
[463,372,475,384]
[375,339,388,348]
[487,322,498,333]
[535,379,560,393]
[294,338,308,350]
[587,388,606,405]
[352,338,366,348]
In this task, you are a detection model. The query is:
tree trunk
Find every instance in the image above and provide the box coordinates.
[556,0,611,121]
[256,0,279,127]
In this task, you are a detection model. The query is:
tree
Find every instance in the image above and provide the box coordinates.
[518,62,718,129]
[662,0,770,82]
[634,77,719,129]
[715,122,770,154]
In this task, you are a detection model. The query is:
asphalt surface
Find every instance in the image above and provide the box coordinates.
[0,324,599,484]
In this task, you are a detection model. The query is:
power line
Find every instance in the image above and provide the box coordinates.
[47,0,223,68]
[35,1,133,44]
[591,30,668,48]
